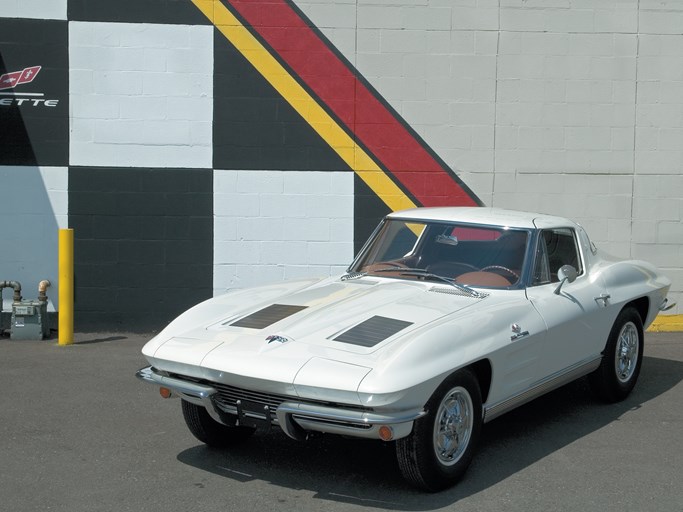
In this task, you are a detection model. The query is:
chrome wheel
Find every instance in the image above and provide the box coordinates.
[433,386,473,466]
[396,369,482,491]
[615,321,639,383]
[589,307,643,403]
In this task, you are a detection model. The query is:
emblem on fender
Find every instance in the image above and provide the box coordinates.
[510,323,529,341]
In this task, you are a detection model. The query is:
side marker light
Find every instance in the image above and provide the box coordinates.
[378,425,394,441]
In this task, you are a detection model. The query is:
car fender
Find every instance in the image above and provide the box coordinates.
[357,292,546,409]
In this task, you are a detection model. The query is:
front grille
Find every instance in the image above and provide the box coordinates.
[170,374,371,415]
[212,382,289,414]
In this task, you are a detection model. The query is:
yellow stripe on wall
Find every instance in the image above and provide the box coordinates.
[192,0,416,213]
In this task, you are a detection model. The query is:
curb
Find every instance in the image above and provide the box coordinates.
[648,314,683,333]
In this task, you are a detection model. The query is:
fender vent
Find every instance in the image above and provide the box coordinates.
[334,316,413,347]
[230,304,307,329]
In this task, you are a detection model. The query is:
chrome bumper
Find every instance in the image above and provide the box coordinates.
[136,366,423,441]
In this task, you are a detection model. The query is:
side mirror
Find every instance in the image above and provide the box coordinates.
[554,265,578,295]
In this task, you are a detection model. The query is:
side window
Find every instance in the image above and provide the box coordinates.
[532,228,582,285]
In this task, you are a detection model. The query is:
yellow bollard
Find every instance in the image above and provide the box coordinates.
[58,229,74,345]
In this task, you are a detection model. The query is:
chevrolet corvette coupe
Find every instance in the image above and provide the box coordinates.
[137,207,673,491]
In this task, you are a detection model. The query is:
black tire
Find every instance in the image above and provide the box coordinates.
[589,307,644,403]
[396,369,482,492]
[181,400,255,447]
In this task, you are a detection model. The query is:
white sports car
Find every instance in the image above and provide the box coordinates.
[137,207,673,491]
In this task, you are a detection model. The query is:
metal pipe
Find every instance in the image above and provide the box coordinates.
[0,280,22,302]
[38,280,51,303]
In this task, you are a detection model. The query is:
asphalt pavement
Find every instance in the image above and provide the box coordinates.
[1,331,681,512]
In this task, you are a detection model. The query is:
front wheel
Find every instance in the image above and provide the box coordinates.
[589,307,644,403]
[396,369,482,492]
[181,400,256,447]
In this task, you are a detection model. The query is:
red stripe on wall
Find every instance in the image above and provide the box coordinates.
[226,0,479,207]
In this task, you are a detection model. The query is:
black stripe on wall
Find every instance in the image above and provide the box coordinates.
[69,167,213,331]
[67,0,212,25]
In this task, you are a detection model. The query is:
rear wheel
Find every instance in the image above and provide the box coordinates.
[589,307,644,403]
[396,369,482,492]
[181,400,255,447]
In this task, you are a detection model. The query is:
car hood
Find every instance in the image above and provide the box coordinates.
[143,276,485,395]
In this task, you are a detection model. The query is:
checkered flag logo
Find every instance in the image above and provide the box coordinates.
[0,65,41,90]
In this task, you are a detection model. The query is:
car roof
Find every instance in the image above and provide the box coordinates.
[386,207,576,230]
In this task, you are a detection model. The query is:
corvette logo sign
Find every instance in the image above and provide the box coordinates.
[0,65,59,107]
[0,66,41,90]
[0,20,68,166]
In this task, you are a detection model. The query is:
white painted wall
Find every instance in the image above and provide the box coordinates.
[0,166,67,311]
[69,22,213,168]
[213,170,354,296]
[0,0,66,20]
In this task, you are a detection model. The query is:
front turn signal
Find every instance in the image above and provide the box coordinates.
[378,425,394,441]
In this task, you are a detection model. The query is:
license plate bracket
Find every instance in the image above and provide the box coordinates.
[235,399,272,431]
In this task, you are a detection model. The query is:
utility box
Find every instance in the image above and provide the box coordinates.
[11,300,49,340]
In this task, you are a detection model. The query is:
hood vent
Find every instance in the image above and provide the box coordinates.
[230,304,308,329]
[333,315,413,347]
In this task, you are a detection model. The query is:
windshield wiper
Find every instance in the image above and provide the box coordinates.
[342,264,408,280]
[373,267,482,298]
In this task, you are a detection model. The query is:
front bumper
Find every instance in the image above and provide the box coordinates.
[136,366,423,441]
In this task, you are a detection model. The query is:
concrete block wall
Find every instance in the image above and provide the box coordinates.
[300,0,681,314]
[69,22,213,168]
[213,170,354,296]
[68,167,213,330]
[1,0,681,330]
[0,0,67,20]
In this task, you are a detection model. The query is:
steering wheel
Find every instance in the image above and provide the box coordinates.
[480,265,520,281]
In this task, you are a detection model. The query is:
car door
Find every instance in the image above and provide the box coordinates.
[525,227,613,376]
[484,293,550,407]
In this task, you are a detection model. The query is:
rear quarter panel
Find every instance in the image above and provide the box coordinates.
[597,259,671,329]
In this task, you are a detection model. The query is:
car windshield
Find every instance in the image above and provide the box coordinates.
[349,219,529,288]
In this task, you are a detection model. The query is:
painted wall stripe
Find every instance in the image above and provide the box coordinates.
[222,0,480,208]
[193,0,416,213]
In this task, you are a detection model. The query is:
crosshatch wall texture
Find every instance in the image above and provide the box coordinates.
[0,0,681,330]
